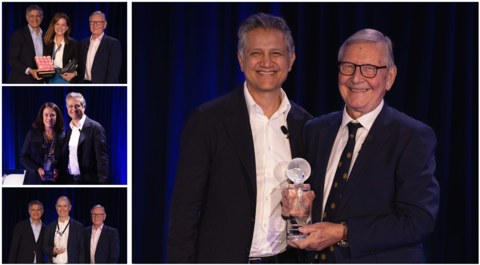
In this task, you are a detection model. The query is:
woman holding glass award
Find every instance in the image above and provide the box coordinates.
[20,102,66,184]
[44,13,79,84]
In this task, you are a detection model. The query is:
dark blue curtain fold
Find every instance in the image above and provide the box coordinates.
[2,2,127,83]
[2,187,127,263]
[2,86,127,184]
[132,2,477,263]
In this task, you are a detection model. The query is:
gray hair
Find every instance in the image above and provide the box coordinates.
[26,5,43,17]
[57,196,72,206]
[338,28,395,68]
[91,204,106,214]
[28,200,44,211]
[66,92,86,107]
[89,11,106,22]
[237,13,295,60]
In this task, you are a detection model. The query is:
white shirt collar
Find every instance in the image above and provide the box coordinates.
[28,24,43,35]
[69,114,87,130]
[93,223,104,231]
[243,81,291,121]
[58,216,70,223]
[30,217,42,226]
[340,99,384,131]
[90,32,104,42]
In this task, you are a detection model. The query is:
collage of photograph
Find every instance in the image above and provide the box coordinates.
[2,2,477,264]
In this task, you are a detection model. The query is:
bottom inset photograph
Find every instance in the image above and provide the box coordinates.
[2,187,127,263]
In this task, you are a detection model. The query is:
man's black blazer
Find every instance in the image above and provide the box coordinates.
[7,25,46,84]
[62,116,109,184]
[167,84,313,263]
[42,218,85,264]
[304,103,440,263]
[8,219,45,263]
[45,38,80,83]
[84,225,120,263]
[20,128,66,184]
[78,34,121,84]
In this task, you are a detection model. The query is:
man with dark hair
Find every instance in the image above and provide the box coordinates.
[167,13,312,263]
[286,29,440,263]
[8,200,45,263]
[7,5,46,83]
[78,11,121,83]
[84,205,120,263]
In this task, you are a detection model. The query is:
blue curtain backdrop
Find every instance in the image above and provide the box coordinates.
[132,2,478,263]
[2,86,127,184]
[2,2,127,83]
[2,187,127,263]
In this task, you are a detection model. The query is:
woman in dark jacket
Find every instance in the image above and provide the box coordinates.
[20,102,66,184]
[44,13,79,83]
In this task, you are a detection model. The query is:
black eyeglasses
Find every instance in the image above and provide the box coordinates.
[89,21,105,26]
[338,62,387,78]
[91,214,105,218]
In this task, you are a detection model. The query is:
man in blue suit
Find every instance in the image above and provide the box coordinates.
[286,29,440,263]
[84,205,120,263]
[78,11,121,84]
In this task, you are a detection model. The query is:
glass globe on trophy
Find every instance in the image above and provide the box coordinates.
[285,158,312,243]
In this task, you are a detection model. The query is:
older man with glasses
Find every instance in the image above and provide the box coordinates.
[84,205,120,263]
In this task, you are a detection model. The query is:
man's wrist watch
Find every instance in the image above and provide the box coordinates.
[337,222,349,247]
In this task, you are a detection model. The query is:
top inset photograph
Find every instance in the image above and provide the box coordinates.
[2,2,127,84]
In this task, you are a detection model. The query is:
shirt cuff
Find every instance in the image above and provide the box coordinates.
[25,67,31,75]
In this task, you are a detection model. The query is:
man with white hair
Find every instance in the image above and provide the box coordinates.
[63,92,108,184]
[286,29,440,263]
[78,11,121,83]
[84,205,120,263]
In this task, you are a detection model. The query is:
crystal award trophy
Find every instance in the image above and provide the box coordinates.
[54,230,65,250]
[44,154,55,181]
[285,158,312,243]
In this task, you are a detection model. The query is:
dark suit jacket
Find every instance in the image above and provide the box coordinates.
[84,225,120,263]
[304,103,440,263]
[78,34,121,84]
[62,116,109,184]
[20,128,66,184]
[43,218,84,264]
[167,84,313,263]
[8,219,45,263]
[7,26,46,84]
[45,38,80,83]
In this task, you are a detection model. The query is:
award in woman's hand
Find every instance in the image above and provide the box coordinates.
[44,154,55,181]
[285,158,313,243]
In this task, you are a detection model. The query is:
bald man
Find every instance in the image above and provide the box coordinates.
[43,196,85,263]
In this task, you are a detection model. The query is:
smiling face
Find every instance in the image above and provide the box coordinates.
[91,207,106,228]
[56,197,72,219]
[89,14,107,38]
[43,107,57,131]
[66,97,86,122]
[54,18,68,37]
[26,9,43,30]
[338,42,397,119]
[29,204,44,222]
[238,28,295,95]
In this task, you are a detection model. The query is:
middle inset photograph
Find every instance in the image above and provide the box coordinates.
[2,86,127,185]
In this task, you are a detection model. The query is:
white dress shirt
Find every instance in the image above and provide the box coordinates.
[321,100,384,219]
[243,82,292,257]
[84,33,104,81]
[68,114,87,175]
[30,218,42,263]
[53,38,65,69]
[26,25,43,75]
[53,217,70,264]
[90,224,104,264]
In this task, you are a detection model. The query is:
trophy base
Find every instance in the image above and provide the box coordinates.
[44,173,55,181]
[287,224,309,243]
[38,71,56,78]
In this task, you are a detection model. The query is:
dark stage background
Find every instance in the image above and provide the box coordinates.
[132,2,478,263]
[2,2,127,83]
[2,187,127,263]
[2,86,127,184]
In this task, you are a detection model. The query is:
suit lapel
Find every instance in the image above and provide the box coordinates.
[79,117,91,146]
[67,219,75,250]
[337,104,393,214]
[93,35,107,68]
[222,85,257,192]
[287,105,306,159]
[22,26,36,55]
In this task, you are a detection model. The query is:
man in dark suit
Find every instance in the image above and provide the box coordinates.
[62,92,109,184]
[43,196,84,263]
[9,200,45,263]
[78,11,121,84]
[84,205,120,263]
[167,13,312,263]
[286,29,440,263]
[7,5,46,84]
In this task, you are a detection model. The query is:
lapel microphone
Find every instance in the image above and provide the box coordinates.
[281,126,289,139]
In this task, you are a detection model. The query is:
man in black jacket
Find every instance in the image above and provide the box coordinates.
[8,200,45,263]
[84,205,120,263]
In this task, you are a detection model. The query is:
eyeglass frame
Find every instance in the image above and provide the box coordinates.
[338,62,387,78]
[91,213,105,218]
[89,21,105,26]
